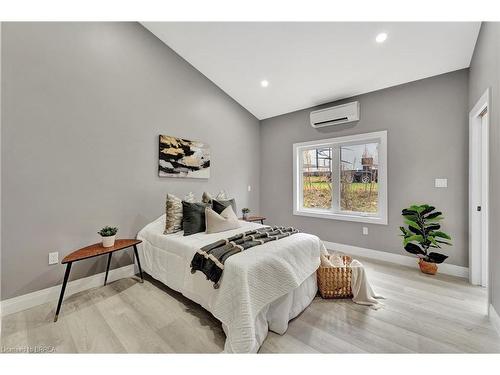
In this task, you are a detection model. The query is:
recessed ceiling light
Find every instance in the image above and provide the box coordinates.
[375,32,388,43]
[260,80,269,88]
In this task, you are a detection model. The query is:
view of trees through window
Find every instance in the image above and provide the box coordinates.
[340,143,378,213]
[302,148,332,209]
[301,143,379,213]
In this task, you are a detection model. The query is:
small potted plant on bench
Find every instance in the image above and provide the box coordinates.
[242,208,250,220]
[400,204,452,275]
[98,226,118,248]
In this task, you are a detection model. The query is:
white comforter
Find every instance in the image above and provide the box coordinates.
[137,215,321,353]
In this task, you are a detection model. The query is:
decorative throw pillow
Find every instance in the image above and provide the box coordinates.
[182,201,209,236]
[202,190,229,203]
[212,198,237,215]
[202,191,213,204]
[215,190,227,200]
[205,206,241,234]
[164,193,195,234]
[184,191,195,202]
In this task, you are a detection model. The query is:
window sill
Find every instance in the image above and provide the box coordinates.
[293,209,388,225]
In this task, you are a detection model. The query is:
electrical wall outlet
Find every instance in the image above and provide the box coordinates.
[48,252,59,265]
[362,227,369,235]
[435,178,448,188]
[248,185,252,192]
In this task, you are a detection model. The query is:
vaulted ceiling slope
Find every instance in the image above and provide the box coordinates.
[143,22,481,120]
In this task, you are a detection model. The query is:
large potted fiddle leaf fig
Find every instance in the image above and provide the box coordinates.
[400,204,452,275]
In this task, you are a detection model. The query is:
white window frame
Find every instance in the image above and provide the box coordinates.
[293,130,388,225]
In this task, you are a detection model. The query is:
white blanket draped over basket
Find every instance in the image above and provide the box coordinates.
[350,259,384,309]
[137,215,322,353]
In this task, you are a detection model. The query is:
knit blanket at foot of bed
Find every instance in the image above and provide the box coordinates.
[191,226,299,287]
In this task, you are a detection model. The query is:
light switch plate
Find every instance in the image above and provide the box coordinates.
[48,252,59,265]
[362,227,369,235]
[435,178,448,188]
[248,185,252,192]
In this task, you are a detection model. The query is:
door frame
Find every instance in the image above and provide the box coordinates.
[468,88,490,292]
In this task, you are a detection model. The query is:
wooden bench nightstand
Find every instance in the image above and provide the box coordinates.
[239,216,266,225]
[54,239,143,322]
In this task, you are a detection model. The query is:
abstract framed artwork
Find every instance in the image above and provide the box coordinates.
[158,135,210,178]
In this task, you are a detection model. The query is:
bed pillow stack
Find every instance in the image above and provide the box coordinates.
[164,191,240,236]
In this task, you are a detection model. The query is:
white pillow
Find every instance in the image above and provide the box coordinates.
[215,190,228,200]
[205,205,241,234]
[201,190,229,203]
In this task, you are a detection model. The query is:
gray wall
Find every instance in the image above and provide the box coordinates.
[468,22,500,312]
[1,23,260,299]
[260,69,469,267]
[0,22,3,315]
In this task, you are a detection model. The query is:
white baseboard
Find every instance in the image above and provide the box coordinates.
[489,304,500,336]
[1,264,136,317]
[323,241,469,278]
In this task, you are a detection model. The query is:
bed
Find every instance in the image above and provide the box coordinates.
[136,214,322,353]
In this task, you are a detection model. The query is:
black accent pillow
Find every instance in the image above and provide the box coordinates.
[182,201,208,236]
[212,199,237,215]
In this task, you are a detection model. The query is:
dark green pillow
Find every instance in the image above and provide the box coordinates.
[212,199,237,215]
[182,201,208,236]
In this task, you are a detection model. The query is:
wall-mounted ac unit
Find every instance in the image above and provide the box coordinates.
[310,101,360,128]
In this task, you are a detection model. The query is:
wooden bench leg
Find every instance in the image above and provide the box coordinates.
[104,252,112,286]
[133,244,144,283]
[54,262,72,322]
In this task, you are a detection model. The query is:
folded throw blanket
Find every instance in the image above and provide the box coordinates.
[350,259,384,309]
[321,253,345,267]
[191,226,299,288]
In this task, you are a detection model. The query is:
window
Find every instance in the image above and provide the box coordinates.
[293,131,387,225]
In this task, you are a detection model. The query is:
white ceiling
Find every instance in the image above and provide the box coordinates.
[143,22,481,120]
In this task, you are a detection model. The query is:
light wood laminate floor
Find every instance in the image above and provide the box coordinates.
[2,258,499,353]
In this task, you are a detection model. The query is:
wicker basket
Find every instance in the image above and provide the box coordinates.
[317,255,353,299]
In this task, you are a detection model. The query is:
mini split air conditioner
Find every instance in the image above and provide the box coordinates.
[310,101,360,128]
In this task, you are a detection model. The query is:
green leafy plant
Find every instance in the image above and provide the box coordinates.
[98,226,118,237]
[400,204,452,264]
[242,208,250,214]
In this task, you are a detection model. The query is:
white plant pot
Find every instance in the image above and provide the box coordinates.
[102,235,116,248]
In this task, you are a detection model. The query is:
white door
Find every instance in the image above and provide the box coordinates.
[469,89,490,287]
[480,111,489,287]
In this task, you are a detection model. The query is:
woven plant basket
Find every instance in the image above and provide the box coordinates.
[317,255,353,299]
